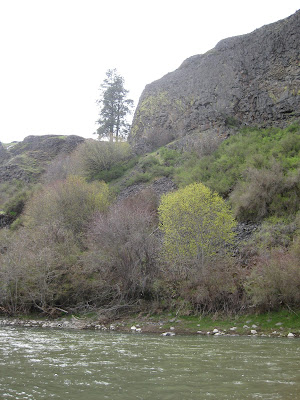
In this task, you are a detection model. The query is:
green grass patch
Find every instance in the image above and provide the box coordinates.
[0,180,29,210]
[125,172,153,186]
[122,148,184,187]
[191,310,298,334]
[145,309,300,335]
[117,308,300,336]
[91,157,139,183]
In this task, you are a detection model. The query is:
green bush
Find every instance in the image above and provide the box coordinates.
[125,172,152,186]
[125,150,179,187]
[4,190,31,220]
[150,164,174,177]
[159,147,182,166]
[92,158,138,182]
[77,140,135,182]
[139,155,160,171]
[158,182,237,269]
[175,124,300,221]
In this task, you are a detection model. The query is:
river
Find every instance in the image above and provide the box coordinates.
[0,327,299,399]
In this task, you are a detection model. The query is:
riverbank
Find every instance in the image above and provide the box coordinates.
[0,309,299,338]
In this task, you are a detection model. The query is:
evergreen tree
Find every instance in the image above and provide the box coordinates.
[95,69,133,142]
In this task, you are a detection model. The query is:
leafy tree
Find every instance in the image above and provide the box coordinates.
[158,183,237,268]
[96,69,134,142]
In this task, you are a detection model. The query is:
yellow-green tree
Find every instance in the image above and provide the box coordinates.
[158,183,237,268]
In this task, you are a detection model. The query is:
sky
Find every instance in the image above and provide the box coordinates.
[0,0,299,143]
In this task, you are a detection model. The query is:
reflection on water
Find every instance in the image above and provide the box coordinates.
[0,327,299,399]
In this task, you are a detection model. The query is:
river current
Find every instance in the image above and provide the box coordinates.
[0,327,299,399]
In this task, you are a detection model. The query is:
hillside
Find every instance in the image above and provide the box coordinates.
[0,12,299,319]
[129,10,300,153]
[0,135,84,225]
[0,135,84,184]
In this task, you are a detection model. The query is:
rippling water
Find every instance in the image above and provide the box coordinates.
[0,327,299,399]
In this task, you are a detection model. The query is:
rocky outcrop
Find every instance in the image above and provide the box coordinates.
[8,135,84,159]
[117,177,177,202]
[130,10,300,153]
[0,214,13,228]
[0,135,85,183]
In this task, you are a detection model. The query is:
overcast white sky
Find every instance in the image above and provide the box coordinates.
[0,0,299,143]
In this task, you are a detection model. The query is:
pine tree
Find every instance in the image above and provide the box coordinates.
[95,69,133,142]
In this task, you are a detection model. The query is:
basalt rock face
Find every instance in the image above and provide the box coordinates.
[0,135,84,183]
[130,10,300,153]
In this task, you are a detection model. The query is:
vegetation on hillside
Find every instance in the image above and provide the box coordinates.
[0,123,299,318]
[176,124,300,221]
[0,135,84,217]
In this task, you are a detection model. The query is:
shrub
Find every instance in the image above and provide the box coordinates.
[0,176,111,314]
[77,140,134,181]
[245,247,300,311]
[129,153,176,185]
[182,259,245,314]
[92,157,138,182]
[25,176,111,244]
[125,172,152,186]
[159,147,182,166]
[4,190,30,219]
[190,131,222,157]
[158,182,237,270]
[43,151,85,183]
[139,155,160,171]
[0,225,81,314]
[84,189,159,305]
[155,256,246,314]
[230,163,300,221]
[0,180,30,214]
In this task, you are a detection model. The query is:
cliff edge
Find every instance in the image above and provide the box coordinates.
[129,10,300,152]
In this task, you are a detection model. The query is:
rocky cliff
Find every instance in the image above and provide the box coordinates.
[130,10,300,152]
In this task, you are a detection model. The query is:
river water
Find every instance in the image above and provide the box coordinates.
[0,327,299,399]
